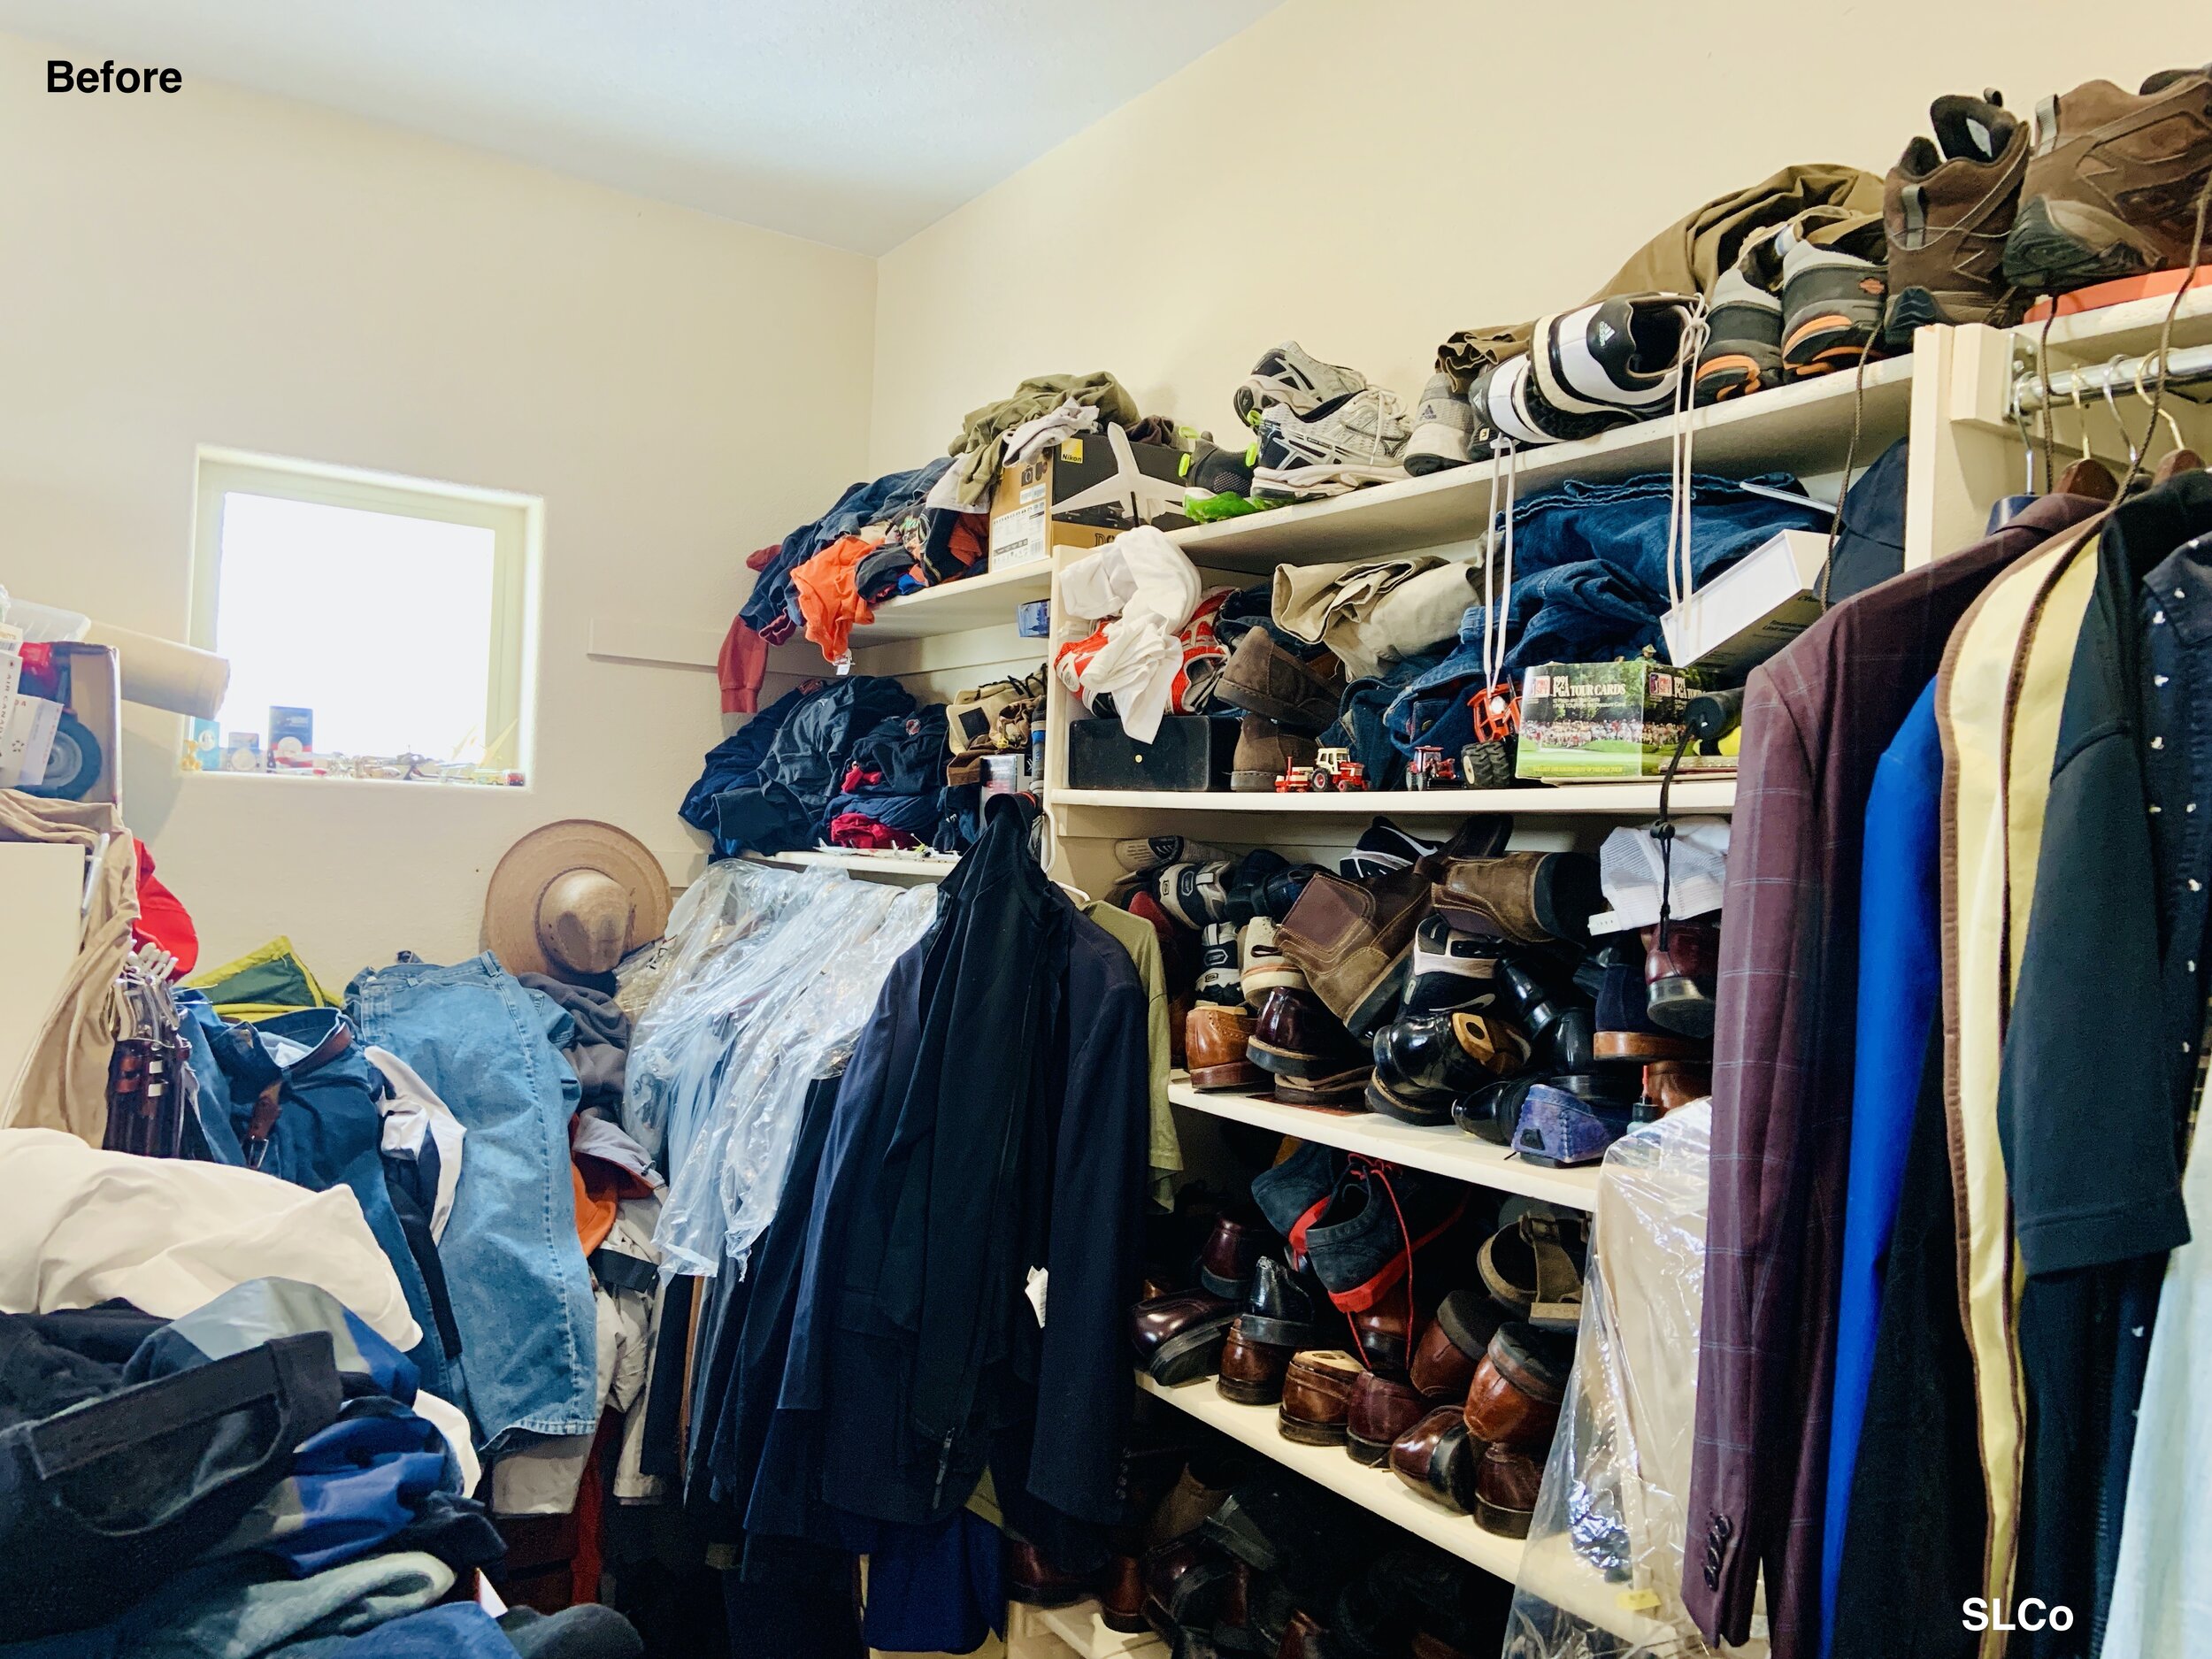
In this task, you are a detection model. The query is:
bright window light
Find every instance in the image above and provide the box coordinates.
[189,453,535,774]
[213,494,497,760]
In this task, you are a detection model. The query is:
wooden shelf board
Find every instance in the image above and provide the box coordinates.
[1168,1079,1600,1210]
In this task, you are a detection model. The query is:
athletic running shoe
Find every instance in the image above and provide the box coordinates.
[1472,295,1698,444]
[1694,233,1785,403]
[1404,373,1475,475]
[1882,90,2028,344]
[1251,388,1410,501]
[1341,818,1440,880]
[1777,210,1891,379]
[1180,438,1257,514]
[2001,67,2212,294]
[1233,342,1369,430]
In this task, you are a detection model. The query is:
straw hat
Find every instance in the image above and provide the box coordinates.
[484,819,671,983]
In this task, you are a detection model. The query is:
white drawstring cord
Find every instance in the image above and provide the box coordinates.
[1664,299,1712,616]
[1481,434,1519,693]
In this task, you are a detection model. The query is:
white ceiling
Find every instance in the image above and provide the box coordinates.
[1,0,1279,253]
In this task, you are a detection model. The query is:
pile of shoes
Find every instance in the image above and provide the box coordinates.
[1128,1142,1593,1548]
[1187,342,1416,507]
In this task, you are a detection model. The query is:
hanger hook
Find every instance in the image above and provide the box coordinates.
[2067,376,2093,465]
[2101,356,2141,469]
[2133,353,2189,457]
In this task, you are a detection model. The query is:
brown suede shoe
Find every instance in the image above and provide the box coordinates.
[2005,67,2212,292]
[1187,1002,1263,1092]
[1430,851,1601,945]
[1276,865,1435,1038]
[1347,1371,1428,1466]
[1148,1459,1239,1549]
[1473,1442,1543,1538]
[1230,712,1317,794]
[1883,91,2030,343]
[1278,1348,1363,1445]
[1215,630,1345,736]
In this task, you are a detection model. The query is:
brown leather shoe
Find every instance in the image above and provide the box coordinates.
[1276,866,1435,1038]
[1388,1404,1480,1513]
[1881,91,2030,342]
[1430,851,1601,945]
[1099,1549,1148,1632]
[1231,712,1318,794]
[1007,1537,1090,1607]
[1148,1455,1241,1548]
[1142,1536,1238,1633]
[1271,1065,1373,1110]
[1199,1216,1264,1300]
[1131,1291,1238,1385]
[1349,1301,1411,1377]
[1346,1371,1427,1466]
[1276,1607,1333,1659]
[1642,1056,1712,1113]
[1461,1322,1572,1449]
[1473,1442,1543,1538]
[2004,67,2212,294]
[1188,1002,1263,1092]
[1277,1348,1362,1445]
[1215,629,1345,736]
[1247,986,1367,1082]
[1409,1289,1502,1403]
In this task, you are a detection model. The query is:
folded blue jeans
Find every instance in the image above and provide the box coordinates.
[348,956,596,1449]
[1382,472,1830,757]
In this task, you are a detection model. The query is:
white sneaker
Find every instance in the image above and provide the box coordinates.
[1252,386,1410,499]
[1233,342,1369,430]
[1403,372,1474,475]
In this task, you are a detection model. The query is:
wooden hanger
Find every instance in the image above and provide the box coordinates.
[2154,448,2206,484]
[2054,456,2119,500]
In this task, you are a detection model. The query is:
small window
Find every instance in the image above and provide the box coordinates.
[189,450,538,775]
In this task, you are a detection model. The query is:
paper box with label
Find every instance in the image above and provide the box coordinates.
[1661,527,1832,675]
[987,426,1190,571]
[1515,660,1731,780]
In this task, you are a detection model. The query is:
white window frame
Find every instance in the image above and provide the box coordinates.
[188,447,541,772]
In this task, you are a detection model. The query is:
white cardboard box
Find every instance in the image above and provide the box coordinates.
[1662,528,1832,676]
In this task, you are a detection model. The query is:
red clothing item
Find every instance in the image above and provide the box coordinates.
[790,534,880,661]
[131,839,198,975]
[827,812,919,851]
[718,544,783,714]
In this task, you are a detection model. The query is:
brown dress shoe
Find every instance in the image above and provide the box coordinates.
[1409,1289,1502,1403]
[1099,1550,1148,1632]
[1007,1537,1090,1607]
[1346,1371,1427,1466]
[1461,1322,1572,1449]
[1642,1056,1712,1113]
[1389,1404,1480,1513]
[1276,866,1435,1038]
[1247,987,1366,1082]
[1430,851,1601,945]
[1232,712,1319,794]
[1278,1348,1363,1445]
[1188,1002,1263,1092]
[1131,1291,1238,1385]
[1198,1215,1264,1299]
[1215,629,1345,736]
[1143,1536,1238,1633]
[1473,1442,1543,1538]
[1276,1607,1333,1659]
[1218,1256,1321,1406]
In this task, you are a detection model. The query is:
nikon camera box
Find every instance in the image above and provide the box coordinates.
[1514,659,1732,781]
[987,430,1190,571]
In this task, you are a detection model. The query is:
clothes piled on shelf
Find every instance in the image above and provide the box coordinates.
[1678,472,2212,1659]
[678,672,916,857]
[824,702,952,850]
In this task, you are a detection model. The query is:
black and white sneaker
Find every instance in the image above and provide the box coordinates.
[1180,439,1257,511]
[1198,922,1243,1004]
[1403,914,1505,1012]
[1472,296,1701,446]
[1340,818,1439,880]
[1233,342,1369,430]
[1156,860,1235,927]
[1251,388,1411,501]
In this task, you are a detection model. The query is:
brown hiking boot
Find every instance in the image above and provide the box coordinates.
[1214,630,1345,737]
[1883,91,2030,344]
[1274,865,1435,1038]
[2002,67,2212,293]
[1230,713,1317,794]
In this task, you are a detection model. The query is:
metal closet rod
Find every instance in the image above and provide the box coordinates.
[2012,341,2212,415]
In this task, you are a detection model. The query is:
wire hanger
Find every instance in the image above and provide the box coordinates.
[2054,374,2118,502]
[2135,354,2205,484]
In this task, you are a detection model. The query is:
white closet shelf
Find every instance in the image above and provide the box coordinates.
[1010,1601,1164,1657]
[1168,1079,1599,1210]
[1134,1377,1677,1647]
[747,848,957,880]
[1164,356,1915,572]
[1136,1373,1524,1578]
[1050,780,1734,822]
[849,562,1051,641]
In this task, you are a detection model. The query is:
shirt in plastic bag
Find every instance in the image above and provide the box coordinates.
[1504,1100,1768,1657]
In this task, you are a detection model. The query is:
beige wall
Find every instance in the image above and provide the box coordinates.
[0,29,876,979]
[868,0,2206,475]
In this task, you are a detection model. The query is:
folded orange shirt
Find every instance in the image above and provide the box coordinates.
[792,534,880,660]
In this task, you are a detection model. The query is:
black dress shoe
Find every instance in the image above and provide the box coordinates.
[1368,1010,1530,1124]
